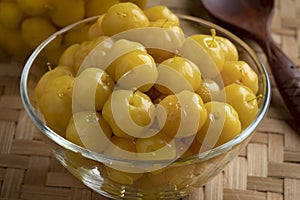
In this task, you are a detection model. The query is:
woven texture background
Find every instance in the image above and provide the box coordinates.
[0,0,300,199]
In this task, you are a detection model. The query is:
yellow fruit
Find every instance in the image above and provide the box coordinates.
[0,24,30,60]
[102,2,149,36]
[63,23,91,47]
[35,66,73,101]
[144,5,179,26]
[104,136,137,159]
[0,1,23,30]
[179,36,220,79]
[21,17,60,50]
[88,15,104,39]
[110,136,136,153]
[72,36,112,74]
[105,166,142,185]
[175,138,193,158]
[217,83,258,129]
[189,34,225,74]
[196,79,220,103]
[48,0,85,27]
[104,39,146,80]
[85,0,120,17]
[215,36,239,61]
[135,132,176,160]
[156,90,207,138]
[146,48,174,63]
[196,101,241,148]
[112,50,157,92]
[58,44,81,68]
[16,0,49,16]
[155,56,202,94]
[43,45,67,65]
[73,68,114,112]
[220,61,259,94]
[102,90,155,138]
[38,75,74,135]
[120,0,147,9]
[66,111,112,152]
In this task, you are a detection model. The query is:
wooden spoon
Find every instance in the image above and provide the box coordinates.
[200,0,300,132]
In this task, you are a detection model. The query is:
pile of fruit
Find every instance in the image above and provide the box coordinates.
[0,0,146,61]
[34,2,260,184]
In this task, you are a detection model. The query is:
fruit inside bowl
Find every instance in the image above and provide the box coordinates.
[20,2,271,199]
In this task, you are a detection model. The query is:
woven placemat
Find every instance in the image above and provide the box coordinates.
[0,0,300,199]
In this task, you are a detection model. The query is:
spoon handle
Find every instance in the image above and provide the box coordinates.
[267,39,300,131]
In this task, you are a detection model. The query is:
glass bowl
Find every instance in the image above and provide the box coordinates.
[20,14,271,199]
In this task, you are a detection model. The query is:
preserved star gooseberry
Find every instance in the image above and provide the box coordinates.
[65,111,112,152]
[196,101,241,148]
[104,39,147,80]
[120,0,148,10]
[48,0,85,28]
[73,68,114,112]
[215,36,239,61]
[85,0,119,18]
[0,24,30,60]
[105,166,142,185]
[21,17,62,50]
[102,90,155,138]
[35,66,74,101]
[156,90,207,138]
[179,31,221,79]
[196,79,221,103]
[220,60,259,94]
[103,136,138,163]
[135,131,176,160]
[190,31,225,75]
[144,5,180,27]
[16,0,49,16]
[109,50,157,92]
[88,15,105,39]
[63,23,91,48]
[58,36,112,74]
[38,75,74,135]
[0,1,23,30]
[102,2,149,36]
[155,56,202,94]
[217,83,259,129]
[104,136,136,157]
[73,36,112,74]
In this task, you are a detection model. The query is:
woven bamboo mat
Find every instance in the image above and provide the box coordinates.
[0,0,300,199]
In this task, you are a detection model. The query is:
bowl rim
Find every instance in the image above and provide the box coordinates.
[20,14,271,166]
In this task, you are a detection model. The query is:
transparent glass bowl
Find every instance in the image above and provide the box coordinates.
[20,14,271,199]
